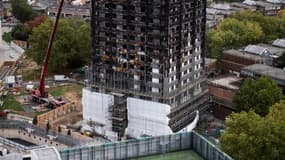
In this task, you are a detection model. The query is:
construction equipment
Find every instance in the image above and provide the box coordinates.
[31,0,65,108]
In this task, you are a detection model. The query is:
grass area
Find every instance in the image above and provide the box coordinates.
[21,69,42,82]
[133,150,204,160]
[2,94,24,111]
[35,109,51,116]
[47,83,83,97]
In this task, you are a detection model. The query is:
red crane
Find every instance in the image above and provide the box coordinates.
[32,0,65,104]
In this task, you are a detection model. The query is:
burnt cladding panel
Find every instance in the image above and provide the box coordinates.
[91,0,170,93]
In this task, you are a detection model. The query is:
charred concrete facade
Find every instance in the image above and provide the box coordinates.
[90,0,208,133]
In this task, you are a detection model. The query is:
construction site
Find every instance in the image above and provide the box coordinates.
[83,0,209,140]
[0,0,92,156]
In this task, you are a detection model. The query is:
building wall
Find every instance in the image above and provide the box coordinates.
[222,53,263,73]
[208,83,237,119]
[47,7,90,19]
[37,102,81,132]
[208,84,236,104]
[0,129,67,150]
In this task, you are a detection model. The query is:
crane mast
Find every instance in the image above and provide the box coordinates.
[36,0,65,97]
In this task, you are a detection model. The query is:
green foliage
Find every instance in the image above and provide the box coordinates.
[220,101,285,160]
[47,84,82,97]
[220,111,271,160]
[27,18,92,72]
[2,32,12,43]
[11,24,29,41]
[278,9,285,18]
[231,11,285,41]
[21,68,42,82]
[207,11,285,60]
[2,94,24,111]
[266,101,285,157]
[11,0,37,23]
[207,18,264,59]
[234,76,283,116]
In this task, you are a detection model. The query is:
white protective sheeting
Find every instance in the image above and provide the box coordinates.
[82,88,114,125]
[82,88,118,140]
[126,98,173,138]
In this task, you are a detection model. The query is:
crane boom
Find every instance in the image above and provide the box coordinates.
[38,0,64,97]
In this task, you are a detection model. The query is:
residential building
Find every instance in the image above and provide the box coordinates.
[208,76,241,119]
[86,0,208,139]
[241,64,285,92]
[221,43,285,74]
[272,38,285,49]
[221,49,264,74]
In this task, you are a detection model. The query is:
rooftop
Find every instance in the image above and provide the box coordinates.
[272,38,285,48]
[243,0,257,5]
[244,45,270,56]
[255,0,283,8]
[258,43,285,56]
[242,64,285,82]
[223,49,263,60]
[209,76,241,90]
[31,147,62,160]
[31,0,90,9]
[60,131,232,160]
[205,58,217,66]
[0,41,24,65]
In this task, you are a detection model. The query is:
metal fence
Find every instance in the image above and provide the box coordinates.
[0,120,83,146]
[192,131,233,160]
[0,136,47,152]
[60,132,232,160]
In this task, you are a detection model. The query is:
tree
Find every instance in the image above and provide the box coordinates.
[27,18,91,72]
[230,11,285,41]
[11,24,29,41]
[266,101,285,157]
[26,16,48,32]
[234,76,283,116]
[206,11,285,60]
[11,0,37,23]
[220,111,271,160]
[220,102,285,160]
[32,116,38,125]
[277,9,285,18]
[2,32,12,43]
[207,18,264,59]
